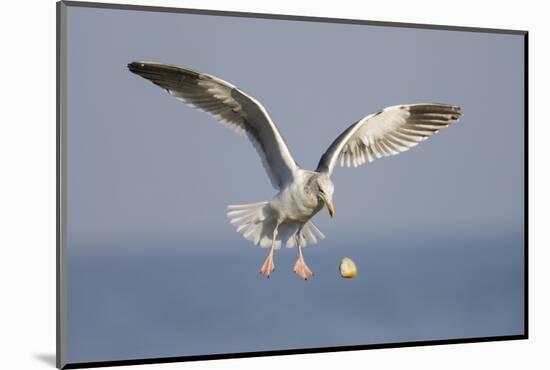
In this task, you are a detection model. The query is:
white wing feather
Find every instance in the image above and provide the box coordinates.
[128,61,299,189]
[317,103,462,175]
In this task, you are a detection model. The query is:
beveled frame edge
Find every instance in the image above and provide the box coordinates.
[524,31,529,341]
[56,1,529,369]
[61,0,527,35]
[57,1,68,368]
[62,335,527,369]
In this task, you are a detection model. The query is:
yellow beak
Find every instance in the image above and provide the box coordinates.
[326,200,335,218]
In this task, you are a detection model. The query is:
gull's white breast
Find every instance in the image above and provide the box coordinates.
[270,171,323,224]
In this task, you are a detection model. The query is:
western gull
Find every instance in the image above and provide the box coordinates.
[128,61,462,279]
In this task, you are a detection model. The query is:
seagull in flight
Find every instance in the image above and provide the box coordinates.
[128,61,462,280]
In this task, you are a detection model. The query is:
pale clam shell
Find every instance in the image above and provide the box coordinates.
[339,257,357,279]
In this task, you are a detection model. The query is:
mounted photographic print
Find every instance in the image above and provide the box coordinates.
[57,1,528,368]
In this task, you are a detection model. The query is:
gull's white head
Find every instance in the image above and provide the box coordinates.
[315,174,335,218]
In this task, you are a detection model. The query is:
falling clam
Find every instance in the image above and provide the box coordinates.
[339,257,357,279]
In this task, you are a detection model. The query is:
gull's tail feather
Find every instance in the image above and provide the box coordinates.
[286,221,325,248]
[227,202,324,249]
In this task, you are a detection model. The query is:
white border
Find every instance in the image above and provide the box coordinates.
[1,1,546,369]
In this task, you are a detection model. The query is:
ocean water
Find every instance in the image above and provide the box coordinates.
[66,234,524,363]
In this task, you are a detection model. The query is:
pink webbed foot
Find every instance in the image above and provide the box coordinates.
[293,256,314,280]
[260,251,275,278]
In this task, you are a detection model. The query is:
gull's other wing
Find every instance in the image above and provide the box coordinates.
[128,61,299,189]
[316,103,462,175]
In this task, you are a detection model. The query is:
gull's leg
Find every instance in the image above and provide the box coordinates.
[260,224,278,278]
[293,226,314,280]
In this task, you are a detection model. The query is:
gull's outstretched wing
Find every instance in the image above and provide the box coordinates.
[128,61,299,189]
[316,103,462,176]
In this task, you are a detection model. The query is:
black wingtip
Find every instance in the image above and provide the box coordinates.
[454,105,464,117]
[127,61,161,75]
[127,61,145,74]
